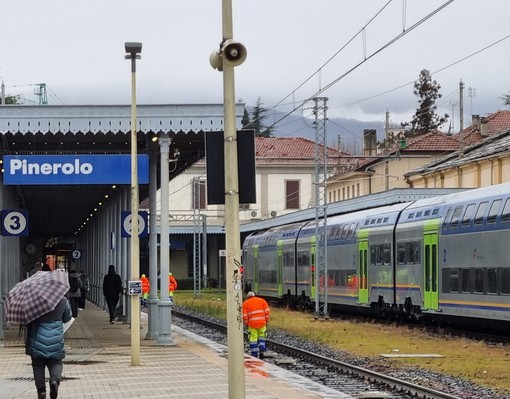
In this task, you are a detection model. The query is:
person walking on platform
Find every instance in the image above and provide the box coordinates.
[168,272,177,300]
[243,291,270,359]
[78,270,90,310]
[26,295,72,399]
[103,265,123,324]
[140,274,150,307]
[67,270,83,318]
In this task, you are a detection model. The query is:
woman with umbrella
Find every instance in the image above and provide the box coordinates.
[5,268,72,399]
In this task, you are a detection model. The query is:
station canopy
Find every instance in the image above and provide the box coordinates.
[0,104,241,238]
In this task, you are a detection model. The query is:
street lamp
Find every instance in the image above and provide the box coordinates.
[125,41,142,366]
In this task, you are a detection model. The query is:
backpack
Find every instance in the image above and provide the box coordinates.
[69,277,79,293]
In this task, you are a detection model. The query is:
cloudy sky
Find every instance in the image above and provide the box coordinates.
[1,1,509,137]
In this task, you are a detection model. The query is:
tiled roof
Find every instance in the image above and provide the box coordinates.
[405,128,510,177]
[403,131,460,152]
[454,110,510,145]
[255,136,346,165]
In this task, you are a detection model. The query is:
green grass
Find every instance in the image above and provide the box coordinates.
[174,290,510,395]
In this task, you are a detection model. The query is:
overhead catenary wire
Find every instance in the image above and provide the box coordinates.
[260,0,455,136]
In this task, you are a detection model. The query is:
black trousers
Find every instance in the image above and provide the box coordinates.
[105,296,119,322]
[68,297,80,318]
[31,357,62,392]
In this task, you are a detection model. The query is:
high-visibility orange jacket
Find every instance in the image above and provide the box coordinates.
[141,276,150,294]
[243,296,270,329]
[168,274,177,292]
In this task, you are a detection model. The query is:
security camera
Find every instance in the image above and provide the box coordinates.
[222,39,247,67]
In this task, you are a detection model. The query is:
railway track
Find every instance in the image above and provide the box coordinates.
[172,309,465,399]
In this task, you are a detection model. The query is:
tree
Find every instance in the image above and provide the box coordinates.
[2,95,20,105]
[500,92,510,106]
[407,69,448,135]
[243,97,274,137]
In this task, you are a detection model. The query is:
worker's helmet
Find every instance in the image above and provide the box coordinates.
[141,274,146,278]
[169,272,173,276]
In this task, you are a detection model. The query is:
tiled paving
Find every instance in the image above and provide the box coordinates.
[0,304,351,398]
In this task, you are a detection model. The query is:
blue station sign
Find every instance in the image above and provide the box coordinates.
[3,155,149,185]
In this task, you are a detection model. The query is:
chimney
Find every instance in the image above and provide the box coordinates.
[480,117,489,136]
[472,114,481,130]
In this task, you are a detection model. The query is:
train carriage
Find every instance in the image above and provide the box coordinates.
[242,182,510,331]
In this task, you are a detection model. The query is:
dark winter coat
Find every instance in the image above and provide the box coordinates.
[25,297,72,360]
[103,265,123,299]
[68,270,84,298]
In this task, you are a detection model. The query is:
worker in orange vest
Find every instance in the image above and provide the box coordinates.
[168,273,177,300]
[242,291,270,359]
[140,274,150,307]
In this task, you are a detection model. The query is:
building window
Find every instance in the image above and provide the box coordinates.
[285,180,300,209]
[192,178,206,209]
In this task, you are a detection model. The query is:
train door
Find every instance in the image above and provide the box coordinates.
[358,231,369,304]
[277,240,283,297]
[423,223,439,310]
[253,244,260,293]
[310,236,317,300]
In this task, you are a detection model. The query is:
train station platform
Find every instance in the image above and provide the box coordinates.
[0,303,351,398]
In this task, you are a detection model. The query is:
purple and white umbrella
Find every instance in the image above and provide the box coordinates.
[5,270,70,325]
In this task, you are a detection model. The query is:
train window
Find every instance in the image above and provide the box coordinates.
[461,203,476,226]
[450,269,460,292]
[364,220,370,226]
[383,244,391,265]
[348,223,357,238]
[283,252,294,267]
[413,242,421,264]
[341,224,349,239]
[487,199,502,223]
[474,201,488,224]
[461,268,472,293]
[474,269,483,293]
[406,242,420,263]
[424,210,431,217]
[377,218,382,224]
[370,219,376,225]
[383,217,388,223]
[443,208,452,227]
[501,269,510,295]
[432,208,439,216]
[442,269,451,293]
[397,243,405,264]
[487,268,498,294]
[416,211,423,218]
[370,246,376,266]
[450,205,464,228]
[407,213,415,219]
[502,198,510,222]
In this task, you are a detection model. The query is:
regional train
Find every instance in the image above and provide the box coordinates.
[242,183,510,330]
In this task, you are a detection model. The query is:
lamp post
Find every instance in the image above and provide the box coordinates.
[125,41,142,366]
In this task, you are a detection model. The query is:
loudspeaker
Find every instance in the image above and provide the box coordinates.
[222,39,247,67]
[209,50,223,71]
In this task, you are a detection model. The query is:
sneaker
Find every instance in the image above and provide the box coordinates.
[37,390,46,399]
[259,352,265,360]
[110,320,115,324]
[50,380,59,399]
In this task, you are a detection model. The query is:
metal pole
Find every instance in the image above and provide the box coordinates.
[128,48,141,366]
[157,134,174,345]
[222,1,246,397]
